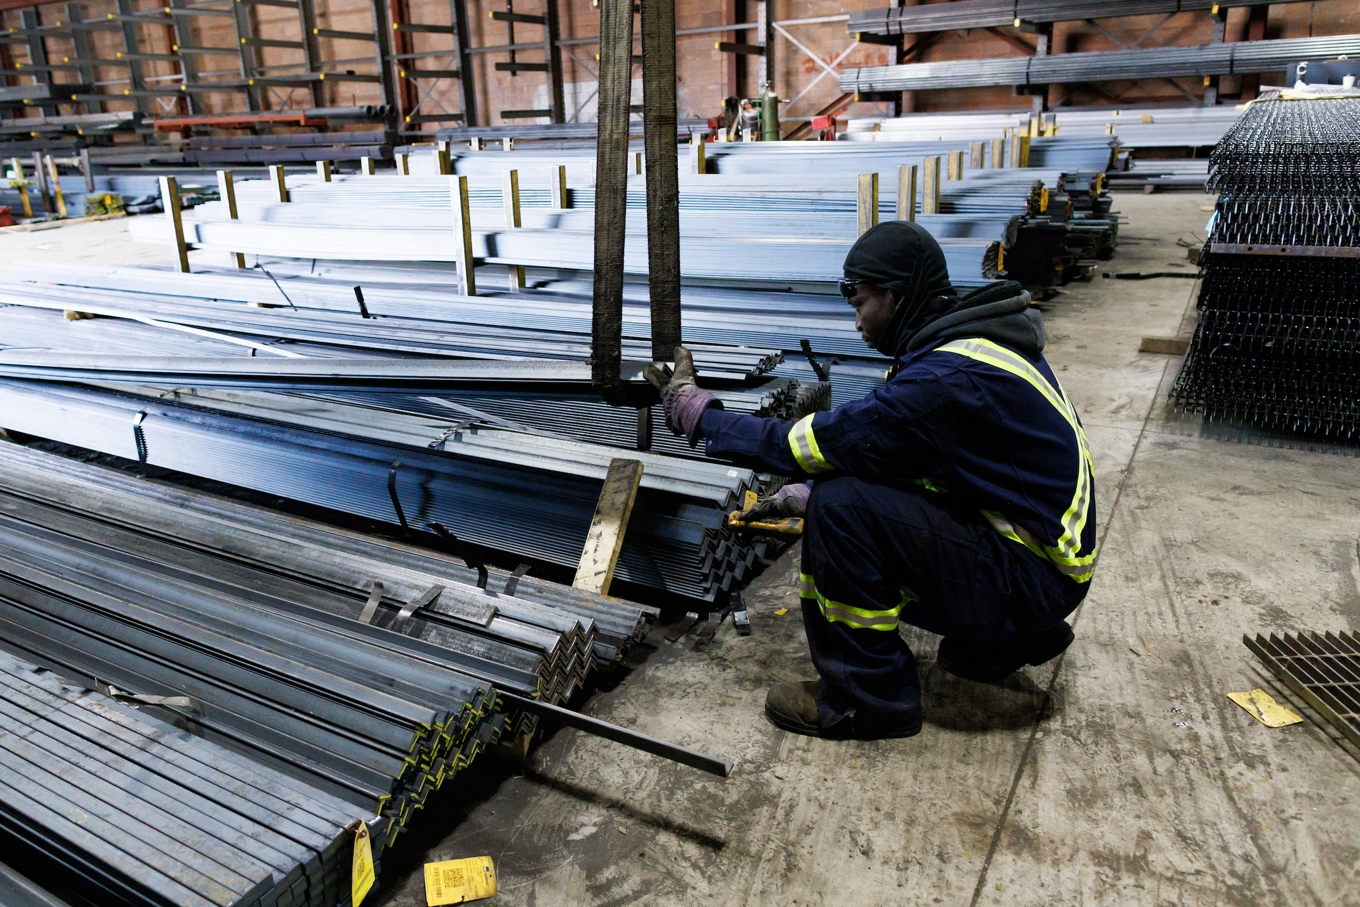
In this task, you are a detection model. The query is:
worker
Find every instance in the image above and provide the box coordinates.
[644,221,1095,740]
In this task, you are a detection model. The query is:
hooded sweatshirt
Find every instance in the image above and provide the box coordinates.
[701,266,1097,586]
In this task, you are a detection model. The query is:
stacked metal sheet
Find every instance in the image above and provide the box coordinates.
[1172,93,1360,438]
[0,648,368,907]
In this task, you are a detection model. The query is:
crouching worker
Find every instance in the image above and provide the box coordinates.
[644,222,1096,740]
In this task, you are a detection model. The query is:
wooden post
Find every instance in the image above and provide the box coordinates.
[550,164,568,209]
[11,158,32,219]
[502,168,524,291]
[360,155,376,175]
[316,160,332,182]
[634,151,643,174]
[450,174,476,297]
[896,163,916,222]
[572,458,644,596]
[857,172,878,236]
[946,150,963,181]
[502,136,514,151]
[396,152,410,175]
[79,147,94,192]
[469,136,484,151]
[1018,134,1031,167]
[969,141,984,170]
[921,155,941,215]
[641,0,681,362]
[32,152,52,214]
[269,164,289,202]
[690,133,706,174]
[215,170,246,269]
[44,155,66,218]
[592,0,634,396]
[991,138,1005,168]
[158,175,191,273]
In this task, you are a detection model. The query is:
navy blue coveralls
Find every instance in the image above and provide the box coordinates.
[702,336,1096,731]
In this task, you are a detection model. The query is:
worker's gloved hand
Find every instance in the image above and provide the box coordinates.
[734,483,810,523]
[643,346,720,445]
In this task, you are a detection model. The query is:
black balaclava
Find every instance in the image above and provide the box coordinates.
[842,221,958,359]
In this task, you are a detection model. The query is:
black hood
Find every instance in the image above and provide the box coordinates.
[905,280,1046,359]
[842,221,958,358]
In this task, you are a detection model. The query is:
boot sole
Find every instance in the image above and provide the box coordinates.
[764,703,924,740]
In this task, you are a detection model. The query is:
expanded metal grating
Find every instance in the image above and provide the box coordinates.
[1172,93,1360,439]
[1245,631,1360,750]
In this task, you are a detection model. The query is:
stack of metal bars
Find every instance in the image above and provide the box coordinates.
[0,486,509,847]
[0,443,651,669]
[0,380,772,601]
[1171,93,1360,438]
[0,474,588,713]
[838,34,1360,95]
[0,649,368,907]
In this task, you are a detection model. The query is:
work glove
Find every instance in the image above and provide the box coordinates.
[733,483,810,524]
[643,345,720,445]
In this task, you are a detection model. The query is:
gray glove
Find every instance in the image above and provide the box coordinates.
[733,483,810,523]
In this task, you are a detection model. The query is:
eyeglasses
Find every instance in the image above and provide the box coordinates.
[838,279,868,299]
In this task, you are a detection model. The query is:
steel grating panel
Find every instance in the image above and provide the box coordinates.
[1244,631,1360,751]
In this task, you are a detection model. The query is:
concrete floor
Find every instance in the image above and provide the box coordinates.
[5,195,1359,905]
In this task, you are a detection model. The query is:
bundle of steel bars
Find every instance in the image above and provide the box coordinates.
[0,380,776,601]
[839,35,1360,95]
[1171,93,1360,438]
[0,443,654,665]
[0,483,510,836]
[848,0,1299,36]
[0,648,368,907]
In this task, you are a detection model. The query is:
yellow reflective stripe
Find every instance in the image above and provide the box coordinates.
[798,573,903,631]
[937,338,1096,580]
[786,414,834,475]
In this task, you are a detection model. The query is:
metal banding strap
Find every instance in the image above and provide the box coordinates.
[358,580,385,624]
[387,460,410,538]
[787,413,834,474]
[95,680,200,714]
[429,521,488,589]
[800,338,829,382]
[503,563,532,597]
[392,584,444,634]
[427,419,476,450]
[132,411,149,463]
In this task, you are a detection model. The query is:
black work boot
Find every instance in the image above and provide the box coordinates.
[765,681,922,740]
[937,622,1075,685]
[765,681,823,737]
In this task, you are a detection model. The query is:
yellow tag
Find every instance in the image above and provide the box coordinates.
[773,608,788,616]
[424,856,497,905]
[352,822,375,906]
[743,490,758,510]
[1228,690,1303,728]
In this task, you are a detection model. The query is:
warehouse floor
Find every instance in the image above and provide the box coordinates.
[8,193,1360,906]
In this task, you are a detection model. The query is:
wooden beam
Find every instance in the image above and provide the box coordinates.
[572,458,645,596]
